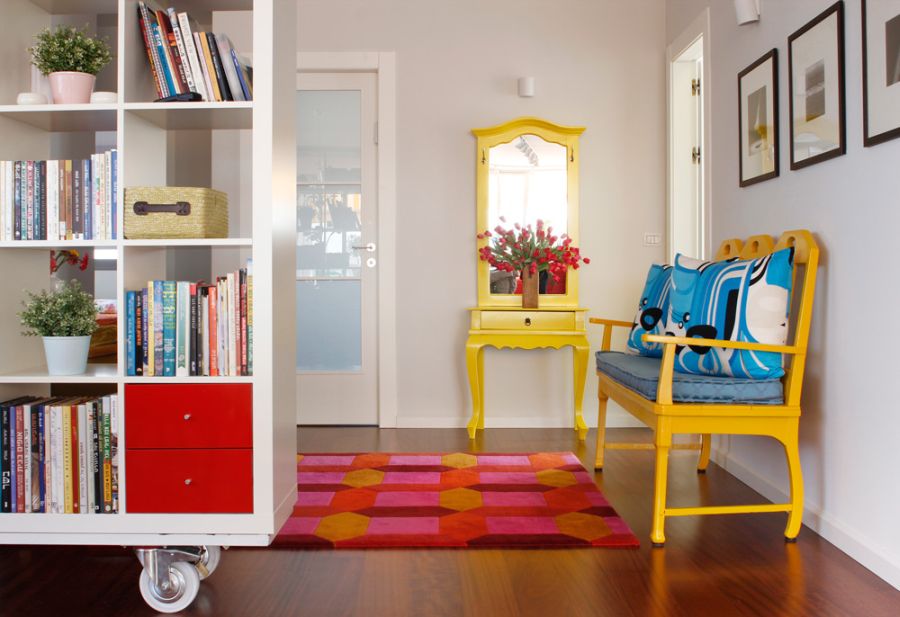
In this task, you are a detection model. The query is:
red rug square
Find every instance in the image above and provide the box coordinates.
[273,452,639,549]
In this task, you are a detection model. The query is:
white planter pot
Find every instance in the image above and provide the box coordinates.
[42,335,91,376]
[48,71,96,104]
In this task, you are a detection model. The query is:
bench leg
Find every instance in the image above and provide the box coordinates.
[697,434,711,473]
[651,436,671,547]
[594,385,609,470]
[783,425,804,541]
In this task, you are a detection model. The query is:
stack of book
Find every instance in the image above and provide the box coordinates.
[0,153,118,242]
[126,259,253,377]
[0,394,118,514]
[137,2,253,102]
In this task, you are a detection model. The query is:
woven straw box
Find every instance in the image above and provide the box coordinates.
[124,187,229,239]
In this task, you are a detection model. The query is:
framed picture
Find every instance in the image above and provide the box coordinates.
[863,0,900,146]
[738,49,779,186]
[788,1,846,169]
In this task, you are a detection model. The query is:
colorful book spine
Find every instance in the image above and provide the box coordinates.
[162,281,177,376]
[198,33,221,102]
[110,396,118,513]
[62,405,73,514]
[240,267,248,375]
[231,49,253,101]
[190,283,198,376]
[178,12,209,101]
[1,406,11,511]
[158,9,187,93]
[30,406,40,512]
[247,259,253,375]
[167,8,196,94]
[135,290,144,376]
[150,17,177,97]
[141,289,150,375]
[154,281,164,375]
[126,291,137,376]
[101,401,112,513]
[15,405,24,512]
[70,405,80,514]
[137,3,166,99]
[90,401,101,513]
[23,405,31,512]
[111,150,117,240]
[206,32,232,101]
[209,285,218,376]
[175,281,189,377]
[216,34,245,102]
[37,406,45,512]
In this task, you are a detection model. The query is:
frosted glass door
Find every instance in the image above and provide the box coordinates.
[296,73,378,425]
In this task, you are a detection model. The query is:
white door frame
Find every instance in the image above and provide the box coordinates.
[297,51,398,428]
[667,9,711,260]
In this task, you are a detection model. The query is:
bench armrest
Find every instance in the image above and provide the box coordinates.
[642,334,803,355]
[589,317,633,351]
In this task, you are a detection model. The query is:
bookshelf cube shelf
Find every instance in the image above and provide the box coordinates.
[0,0,296,611]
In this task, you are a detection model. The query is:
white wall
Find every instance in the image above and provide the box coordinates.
[298,0,667,429]
[667,0,900,590]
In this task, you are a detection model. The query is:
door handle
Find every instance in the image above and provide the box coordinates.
[352,243,376,252]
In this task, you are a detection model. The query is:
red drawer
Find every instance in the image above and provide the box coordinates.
[126,449,253,513]
[126,384,252,449]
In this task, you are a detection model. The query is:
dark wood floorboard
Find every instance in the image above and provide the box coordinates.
[0,428,897,616]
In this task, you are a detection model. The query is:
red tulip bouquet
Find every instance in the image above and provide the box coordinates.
[477,217,588,307]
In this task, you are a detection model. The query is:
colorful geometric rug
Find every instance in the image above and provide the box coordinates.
[273,452,639,549]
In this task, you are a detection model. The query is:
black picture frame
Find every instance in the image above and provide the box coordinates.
[862,0,900,147]
[788,1,846,170]
[738,49,779,187]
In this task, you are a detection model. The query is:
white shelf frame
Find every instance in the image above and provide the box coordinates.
[0,0,297,548]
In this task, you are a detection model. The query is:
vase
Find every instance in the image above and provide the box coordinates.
[521,268,539,309]
[42,335,91,375]
[48,72,96,104]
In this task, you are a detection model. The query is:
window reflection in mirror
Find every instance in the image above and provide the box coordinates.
[487,134,568,295]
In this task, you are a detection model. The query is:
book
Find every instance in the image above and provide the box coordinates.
[206,31,233,101]
[126,291,137,376]
[101,400,112,513]
[110,396,118,513]
[208,284,218,376]
[85,402,95,514]
[149,12,178,97]
[201,286,210,375]
[77,404,88,514]
[162,280,177,376]
[215,34,245,102]
[37,405,46,512]
[154,281,164,375]
[90,400,101,513]
[231,49,253,101]
[240,267,248,375]
[194,31,216,102]
[176,280,189,377]
[137,3,167,99]
[15,404,24,512]
[167,8,197,95]
[247,259,253,375]
[13,162,20,240]
[135,290,144,376]
[157,9,187,94]
[190,283,199,376]
[30,404,40,512]
[141,289,149,375]
[64,160,73,240]
[25,161,34,240]
[1,403,11,511]
[198,33,222,102]
[23,403,31,511]
[62,405,73,514]
[179,13,209,101]
[83,159,92,241]
[111,150,117,239]
[147,282,156,376]
[70,404,80,514]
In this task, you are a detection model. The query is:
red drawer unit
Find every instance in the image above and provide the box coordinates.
[126,384,252,449]
[126,449,253,514]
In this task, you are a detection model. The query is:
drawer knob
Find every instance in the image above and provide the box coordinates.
[184,478,193,486]
[524,317,532,326]
[183,413,192,421]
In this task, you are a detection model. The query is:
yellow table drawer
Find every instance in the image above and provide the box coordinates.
[480,311,576,331]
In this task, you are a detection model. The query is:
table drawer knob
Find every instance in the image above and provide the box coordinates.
[184,478,193,486]
[524,318,532,326]
[183,413,192,421]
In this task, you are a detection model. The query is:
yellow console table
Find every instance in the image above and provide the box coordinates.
[465,307,591,440]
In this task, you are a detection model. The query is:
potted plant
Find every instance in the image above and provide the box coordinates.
[29,26,111,104]
[477,218,590,308]
[19,280,98,375]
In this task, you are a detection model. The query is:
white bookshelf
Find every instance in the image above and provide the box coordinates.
[0,0,296,609]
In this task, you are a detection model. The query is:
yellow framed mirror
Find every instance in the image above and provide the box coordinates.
[473,117,585,308]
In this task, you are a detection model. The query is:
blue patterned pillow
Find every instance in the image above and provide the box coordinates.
[668,248,795,379]
[626,264,673,358]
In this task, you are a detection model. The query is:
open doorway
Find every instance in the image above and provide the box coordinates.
[668,11,710,261]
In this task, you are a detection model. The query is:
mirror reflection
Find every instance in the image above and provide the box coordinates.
[487,134,568,294]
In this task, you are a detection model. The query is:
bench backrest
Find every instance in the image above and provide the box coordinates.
[713,230,819,407]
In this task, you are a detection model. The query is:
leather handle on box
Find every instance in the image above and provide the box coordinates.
[133,201,191,216]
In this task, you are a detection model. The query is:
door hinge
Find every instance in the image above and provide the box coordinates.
[374,121,379,145]
[691,78,701,96]
[692,147,701,164]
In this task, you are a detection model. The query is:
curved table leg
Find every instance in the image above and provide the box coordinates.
[466,341,484,439]
[572,340,590,441]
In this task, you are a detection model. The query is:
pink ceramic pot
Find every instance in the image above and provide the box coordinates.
[48,71,96,104]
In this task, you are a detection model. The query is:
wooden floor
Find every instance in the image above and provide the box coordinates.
[1,427,898,616]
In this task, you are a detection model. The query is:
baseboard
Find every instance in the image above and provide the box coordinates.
[395,409,643,430]
[712,448,900,591]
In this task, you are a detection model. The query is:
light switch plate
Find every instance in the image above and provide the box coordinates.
[643,233,663,247]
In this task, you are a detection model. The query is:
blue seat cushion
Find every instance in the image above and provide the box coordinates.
[596,351,783,405]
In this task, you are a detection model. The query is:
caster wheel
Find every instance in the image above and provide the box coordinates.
[784,536,798,544]
[651,542,665,548]
[139,560,201,614]
[197,545,222,580]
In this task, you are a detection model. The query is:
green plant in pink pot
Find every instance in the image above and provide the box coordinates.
[29,26,111,104]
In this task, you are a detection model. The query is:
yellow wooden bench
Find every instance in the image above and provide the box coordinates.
[590,230,819,546]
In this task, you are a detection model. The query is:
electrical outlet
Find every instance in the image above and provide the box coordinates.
[643,233,662,247]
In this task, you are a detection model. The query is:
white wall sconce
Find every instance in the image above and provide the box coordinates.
[734,0,760,25]
[518,77,535,98]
